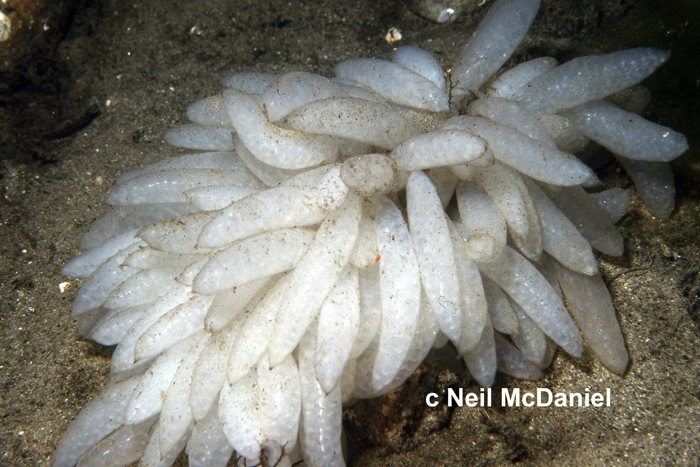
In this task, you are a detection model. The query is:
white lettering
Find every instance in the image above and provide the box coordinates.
[447,388,463,407]
[537,388,552,406]
[428,387,611,409]
[569,392,583,406]
[426,393,439,407]
[554,393,567,407]
[502,388,520,407]
[591,393,604,407]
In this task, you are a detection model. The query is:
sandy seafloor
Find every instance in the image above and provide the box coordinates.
[1,0,699,465]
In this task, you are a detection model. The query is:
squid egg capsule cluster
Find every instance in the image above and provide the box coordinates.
[54,0,689,466]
